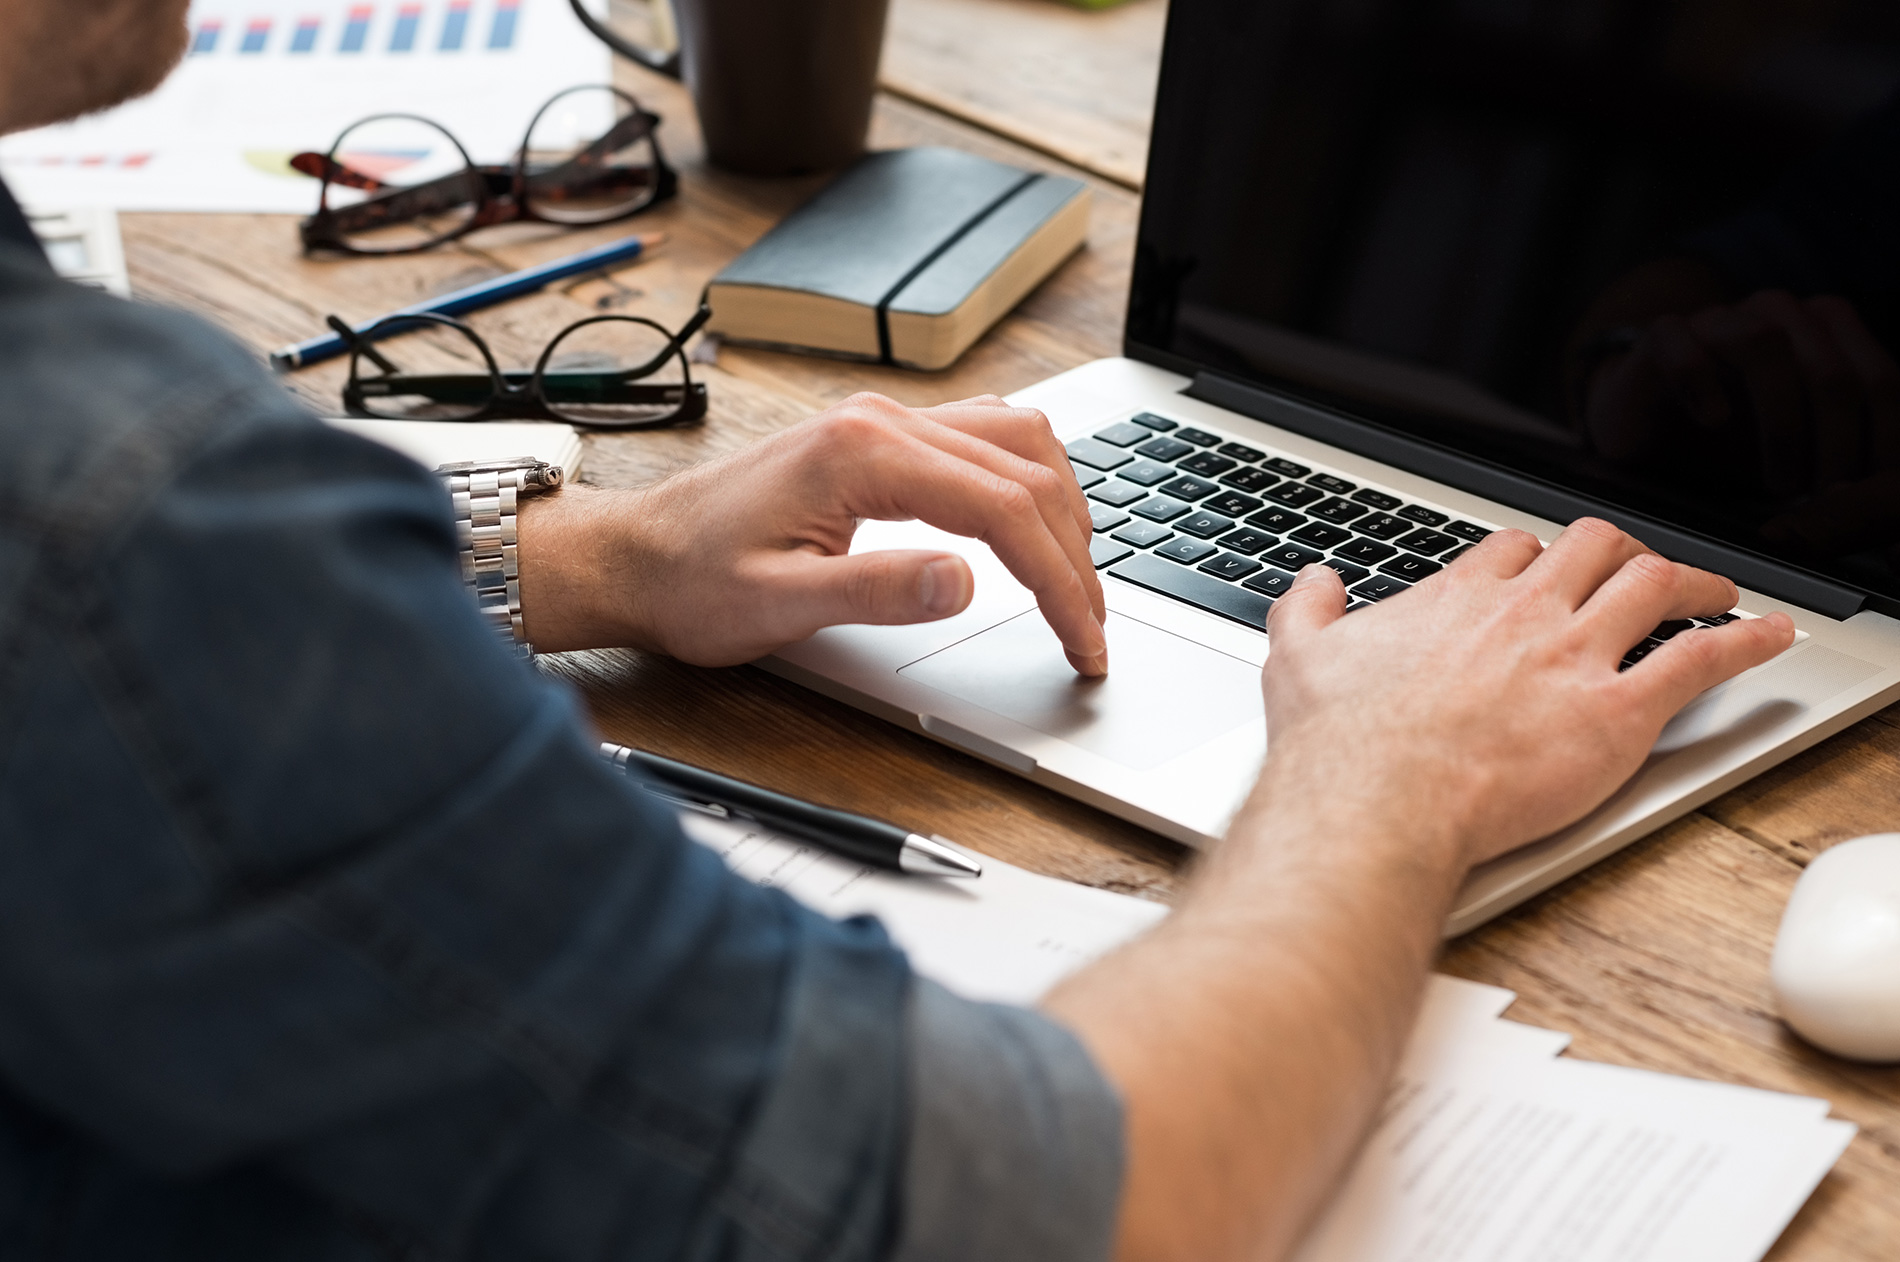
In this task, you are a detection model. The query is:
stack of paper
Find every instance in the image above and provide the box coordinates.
[686,813,1854,1261]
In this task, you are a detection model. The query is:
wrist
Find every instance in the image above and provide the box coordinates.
[1213,744,1474,901]
[516,484,663,653]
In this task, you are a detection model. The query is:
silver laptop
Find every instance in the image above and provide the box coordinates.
[767,2,1900,933]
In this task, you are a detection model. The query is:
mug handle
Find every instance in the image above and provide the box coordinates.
[568,0,682,77]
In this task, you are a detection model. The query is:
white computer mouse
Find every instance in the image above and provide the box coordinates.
[1772,834,1900,1061]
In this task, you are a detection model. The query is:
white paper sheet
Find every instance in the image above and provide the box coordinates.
[679,812,1170,1006]
[0,0,611,213]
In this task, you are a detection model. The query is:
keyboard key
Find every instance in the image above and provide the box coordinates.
[1264,482,1325,508]
[1158,474,1219,501]
[1110,554,1274,630]
[1444,520,1492,543]
[1200,552,1263,581]
[1093,421,1153,447]
[1345,600,1373,613]
[1111,519,1174,548]
[1203,491,1263,519]
[1220,467,1280,494]
[1351,487,1401,510]
[1090,537,1134,568]
[1117,459,1178,487]
[1241,567,1299,598]
[1135,436,1194,462]
[1131,495,1190,523]
[1246,507,1309,533]
[1397,528,1458,556]
[1066,437,1133,470]
[1289,521,1355,549]
[1697,612,1739,627]
[1176,510,1237,539]
[1263,457,1311,478]
[1180,451,1238,478]
[1089,503,1130,532]
[1349,575,1411,602]
[1321,558,1370,584]
[1335,537,1397,565]
[1217,441,1265,462]
[1651,619,1696,640]
[1175,426,1222,446]
[1070,462,1105,489]
[1440,544,1473,563]
[1263,542,1325,570]
[1355,513,1412,540]
[1397,504,1449,527]
[1620,637,1665,670]
[1131,411,1177,431]
[1307,472,1355,494]
[1155,536,1218,565]
[1378,553,1442,582]
[1088,479,1148,507]
[1218,527,1278,554]
[1308,496,1369,524]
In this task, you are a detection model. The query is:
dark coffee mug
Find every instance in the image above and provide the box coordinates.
[573,0,889,176]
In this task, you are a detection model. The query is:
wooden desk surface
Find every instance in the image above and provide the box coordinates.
[120,5,1900,1254]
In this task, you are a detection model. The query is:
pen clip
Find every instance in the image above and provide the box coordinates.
[644,786,732,820]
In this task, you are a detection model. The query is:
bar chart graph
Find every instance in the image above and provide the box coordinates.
[185,0,530,58]
[0,0,612,212]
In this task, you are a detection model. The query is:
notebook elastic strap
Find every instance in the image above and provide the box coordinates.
[873,172,1042,367]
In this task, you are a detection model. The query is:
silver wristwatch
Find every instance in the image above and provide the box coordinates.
[434,457,564,657]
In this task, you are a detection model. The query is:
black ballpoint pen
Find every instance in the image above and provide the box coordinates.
[599,743,983,878]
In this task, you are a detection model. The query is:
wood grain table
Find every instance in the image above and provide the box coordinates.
[119,2,1900,1254]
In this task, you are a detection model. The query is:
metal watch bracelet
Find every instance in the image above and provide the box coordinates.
[434,457,564,657]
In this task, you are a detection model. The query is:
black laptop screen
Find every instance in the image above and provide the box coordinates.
[1128,0,1900,609]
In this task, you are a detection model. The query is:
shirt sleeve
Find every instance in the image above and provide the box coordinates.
[895,981,1125,1262]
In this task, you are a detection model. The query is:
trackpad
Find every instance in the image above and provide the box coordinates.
[899,610,1263,771]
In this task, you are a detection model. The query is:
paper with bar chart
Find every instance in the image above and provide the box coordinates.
[0,0,611,213]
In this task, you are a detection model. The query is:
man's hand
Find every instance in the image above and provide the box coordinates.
[1044,521,1795,1262]
[1258,517,1795,869]
[515,392,1109,674]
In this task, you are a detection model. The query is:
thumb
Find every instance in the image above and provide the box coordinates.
[1266,563,1347,641]
[777,550,974,631]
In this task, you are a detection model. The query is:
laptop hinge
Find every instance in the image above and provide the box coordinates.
[1186,369,1868,621]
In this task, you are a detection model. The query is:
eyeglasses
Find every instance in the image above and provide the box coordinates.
[333,303,711,430]
[294,85,678,256]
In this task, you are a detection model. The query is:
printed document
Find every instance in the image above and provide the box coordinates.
[0,0,610,213]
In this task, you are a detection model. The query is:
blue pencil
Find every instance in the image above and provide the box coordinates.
[269,232,665,373]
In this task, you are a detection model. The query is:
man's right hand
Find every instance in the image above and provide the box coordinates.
[1257,517,1796,870]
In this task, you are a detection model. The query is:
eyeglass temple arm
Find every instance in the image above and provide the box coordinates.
[520,111,659,195]
[606,303,713,381]
[311,168,491,235]
[327,315,400,374]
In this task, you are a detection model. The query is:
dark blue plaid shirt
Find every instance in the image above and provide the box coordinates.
[0,183,1120,1261]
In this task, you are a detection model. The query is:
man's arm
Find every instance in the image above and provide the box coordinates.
[1043,521,1794,1262]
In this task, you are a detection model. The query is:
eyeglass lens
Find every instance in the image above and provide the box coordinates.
[522,86,661,224]
[538,316,691,426]
[321,116,483,254]
[351,316,497,421]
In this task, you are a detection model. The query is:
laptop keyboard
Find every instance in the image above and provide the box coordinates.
[1068,410,1747,667]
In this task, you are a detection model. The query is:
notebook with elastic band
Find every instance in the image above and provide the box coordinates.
[705,147,1091,371]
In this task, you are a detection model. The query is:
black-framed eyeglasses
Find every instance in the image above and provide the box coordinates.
[333,303,711,430]
[294,85,678,256]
